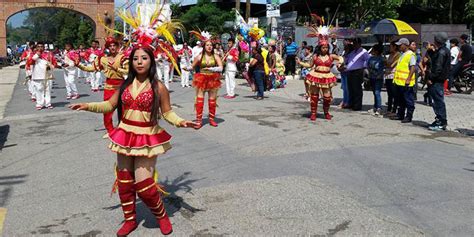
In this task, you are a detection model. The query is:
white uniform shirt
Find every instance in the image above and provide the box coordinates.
[192,46,203,62]
[63,50,77,73]
[31,54,50,80]
[225,55,237,72]
[450,46,459,65]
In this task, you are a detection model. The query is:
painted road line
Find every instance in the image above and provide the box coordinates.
[0,208,7,236]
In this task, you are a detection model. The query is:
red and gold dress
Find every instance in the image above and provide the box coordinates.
[87,80,183,158]
[193,55,221,91]
[306,55,337,88]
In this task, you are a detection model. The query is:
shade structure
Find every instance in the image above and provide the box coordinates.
[365,19,418,35]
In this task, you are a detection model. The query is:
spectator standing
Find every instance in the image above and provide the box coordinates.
[391,38,416,123]
[296,46,313,100]
[421,42,435,106]
[384,41,401,115]
[367,44,385,116]
[284,37,298,78]
[447,34,472,93]
[250,46,266,100]
[339,39,353,108]
[427,32,451,131]
[446,38,460,95]
[344,38,370,111]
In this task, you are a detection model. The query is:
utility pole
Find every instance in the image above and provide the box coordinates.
[236,0,241,14]
[245,0,251,21]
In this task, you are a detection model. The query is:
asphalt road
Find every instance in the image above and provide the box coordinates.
[0,69,473,236]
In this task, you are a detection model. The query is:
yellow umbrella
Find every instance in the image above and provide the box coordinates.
[367,19,418,35]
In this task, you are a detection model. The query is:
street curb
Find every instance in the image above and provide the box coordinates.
[0,66,21,120]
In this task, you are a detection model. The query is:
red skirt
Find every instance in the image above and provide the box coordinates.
[193,72,221,90]
[108,127,172,148]
[306,71,337,88]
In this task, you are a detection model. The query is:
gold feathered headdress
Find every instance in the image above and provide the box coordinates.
[99,0,183,73]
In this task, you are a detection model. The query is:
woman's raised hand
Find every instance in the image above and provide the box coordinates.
[179,120,198,128]
[68,103,88,111]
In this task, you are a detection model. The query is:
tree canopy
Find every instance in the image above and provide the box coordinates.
[178,0,234,37]
[7,8,95,47]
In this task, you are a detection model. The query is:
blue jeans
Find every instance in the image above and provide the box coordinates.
[448,61,466,89]
[385,79,396,112]
[341,73,350,105]
[428,82,447,124]
[395,85,415,119]
[253,70,265,97]
[370,78,383,109]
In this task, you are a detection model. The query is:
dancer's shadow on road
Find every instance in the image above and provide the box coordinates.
[0,174,28,207]
[51,102,70,108]
[137,172,205,228]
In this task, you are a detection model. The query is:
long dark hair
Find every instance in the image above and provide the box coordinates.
[117,46,161,123]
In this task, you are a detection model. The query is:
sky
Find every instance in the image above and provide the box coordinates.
[9,0,288,27]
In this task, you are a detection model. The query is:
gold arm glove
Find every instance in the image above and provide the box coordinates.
[162,110,185,127]
[338,56,344,64]
[117,60,129,76]
[299,62,311,68]
[87,101,114,114]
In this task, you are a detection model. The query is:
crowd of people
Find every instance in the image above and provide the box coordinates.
[20,32,471,132]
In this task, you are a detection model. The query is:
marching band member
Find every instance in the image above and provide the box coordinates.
[178,42,192,87]
[62,43,80,100]
[27,42,58,110]
[21,42,36,101]
[86,40,104,92]
[76,37,129,134]
[77,44,89,80]
[223,38,239,98]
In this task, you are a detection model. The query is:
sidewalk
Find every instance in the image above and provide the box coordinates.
[263,78,474,135]
[0,66,20,119]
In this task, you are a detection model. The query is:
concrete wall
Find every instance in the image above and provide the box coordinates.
[421,24,469,44]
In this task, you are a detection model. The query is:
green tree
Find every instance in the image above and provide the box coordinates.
[179,0,234,36]
[466,0,474,24]
[21,8,94,47]
[170,3,183,18]
[77,20,95,47]
[341,0,402,28]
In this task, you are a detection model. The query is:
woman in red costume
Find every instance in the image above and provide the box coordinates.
[70,46,195,236]
[190,31,224,128]
[297,25,343,121]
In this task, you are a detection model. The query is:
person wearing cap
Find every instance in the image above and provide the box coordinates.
[427,32,451,131]
[447,34,472,93]
[76,37,129,135]
[391,38,416,123]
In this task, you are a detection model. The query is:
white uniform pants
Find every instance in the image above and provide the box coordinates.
[85,64,92,83]
[225,71,236,96]
[157,64,163,81]
[31,80,52,107]
[90,71,101,90]
[27,80,35,98]
[64,70,78,96]
[169,66,174,82]
[78,69,87,78]
[180,64,190,87]
[161,63,170,89]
